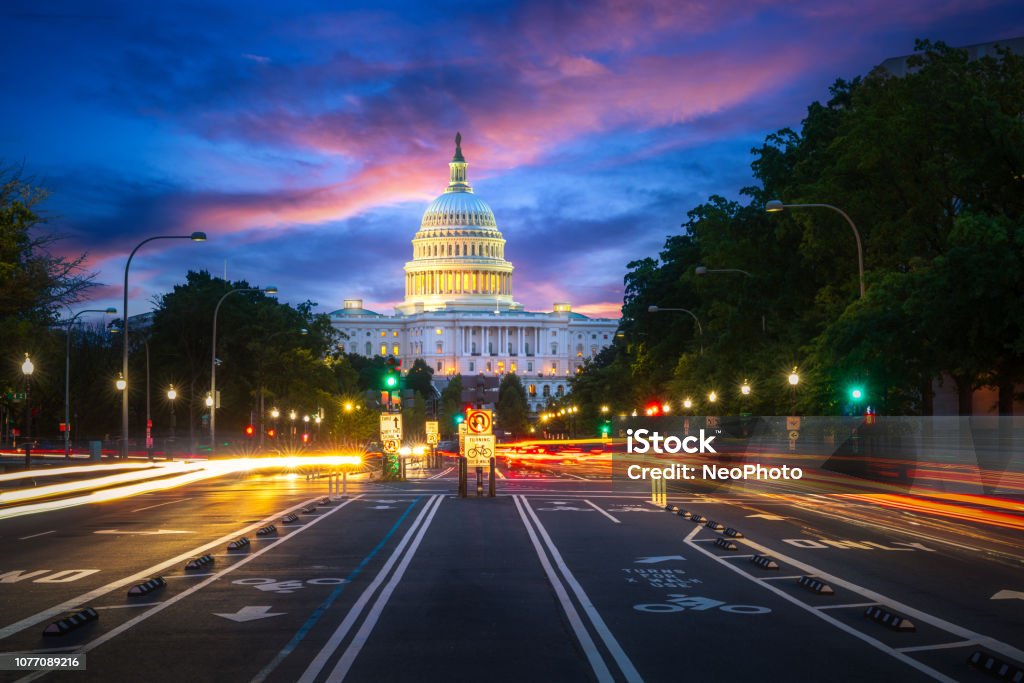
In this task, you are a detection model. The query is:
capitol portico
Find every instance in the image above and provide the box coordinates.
[331,134,618,413]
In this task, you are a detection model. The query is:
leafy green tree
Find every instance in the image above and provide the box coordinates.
[496,373,529,436]
[438,374,463,435]
[404,358,435,398]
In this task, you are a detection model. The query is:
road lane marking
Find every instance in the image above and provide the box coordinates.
[13,496,364,683]
[816,602,880,610]
[251,498,423,683]
[17,531,55,541]
[0,494,330,642]
[584,500,621,523]
[131,497,191,512]
[684,525,957,683]
[895,641,976,653]
[513,495,614,683]
[320,495,444,682]
[296,496,442,683]
[731,533,1024,665]
[758,575,804,581]
[718,554,755,559]
[92,603,161,610]
[518,496,643,683]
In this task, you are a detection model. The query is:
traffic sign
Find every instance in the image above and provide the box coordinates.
[383,439,400,453]
[379,413,403,443]
[425,420,438,437]
[788,430,800,440]
[458,422,467,454]
[466,409,492,435]
[426,433,440,446]
[464,434,495,468]
[786,416,801,431]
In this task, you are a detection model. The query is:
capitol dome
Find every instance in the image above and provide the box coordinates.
[398,133,519,314]
[420,192,497,230]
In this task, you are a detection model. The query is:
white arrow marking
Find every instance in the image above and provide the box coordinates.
[214,606,286,622]
[94,529,193,535]
[746,514,786,520]
[368,505,394,510]
[991,590,1024,601]
[370,500,397,504]
[635,555,686,564]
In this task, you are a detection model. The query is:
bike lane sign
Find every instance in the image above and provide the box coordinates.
[464,434,495,467]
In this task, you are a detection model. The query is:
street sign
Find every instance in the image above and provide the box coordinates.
[425,420,438,437]
[786,416,801,431]
[466,409,492,435]
[383,439,400,453]
[379,413,403,443]
[426,433,440,446]
[464,434,495,467]
[788,430,800,440]
[458,422,467,454]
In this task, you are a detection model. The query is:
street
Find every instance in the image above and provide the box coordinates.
[0,459,1021,682]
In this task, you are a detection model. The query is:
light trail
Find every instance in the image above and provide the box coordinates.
[0,454,364,519]
[0,461,160,483]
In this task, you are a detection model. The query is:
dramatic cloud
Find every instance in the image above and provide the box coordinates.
[2,0,1021,316]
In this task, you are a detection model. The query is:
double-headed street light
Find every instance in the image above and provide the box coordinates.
[210,285,278,457]
[647,305,704,355]
[64,307,117,458]
[765,200,865,298]
[122,232,207,459]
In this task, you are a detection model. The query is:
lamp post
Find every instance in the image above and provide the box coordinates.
[648,305,703,355]
[695,266,765,332]
[167,385,177,460]
[788,368,800,415]
[122,232,207,459]
[21,354,34,466]
[765,200,865,298]
[210,285,278,457]
[64,307,116,458]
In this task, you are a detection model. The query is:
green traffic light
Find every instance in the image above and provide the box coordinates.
[385,374,398,389]
[454,415,465,425]
[850,388,863,400]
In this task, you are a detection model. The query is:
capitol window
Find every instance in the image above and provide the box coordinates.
[392,331,398,337]
[469,361,475,372]
[380,331,386,337]
[436,328,443,335]
[392,345,399,355]
[528,384,536,396]
[436,342,443,354]
[437,361,443,371]
[365,342,371,355]
[380,344,387,356]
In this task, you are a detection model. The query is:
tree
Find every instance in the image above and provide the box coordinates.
[404,359,435,398]
[438,374,463,435]
[496,373,530,437]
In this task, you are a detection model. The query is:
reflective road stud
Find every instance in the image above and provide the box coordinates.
[797,576,835,595]
[127,577,167,596]
[43,607,98,636]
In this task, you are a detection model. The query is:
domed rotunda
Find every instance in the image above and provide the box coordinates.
[397,133,520,314]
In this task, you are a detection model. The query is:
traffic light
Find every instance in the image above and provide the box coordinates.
[267,428,276,439]
[454,414,465,425]
[301,433,309,444]
[245,424,255,437]
[385,373,398,389]
[600,420,611,437]
[850,387,865,401]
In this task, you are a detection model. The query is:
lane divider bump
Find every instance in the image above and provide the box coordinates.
[127,577,166,596]
[43,607,98,637]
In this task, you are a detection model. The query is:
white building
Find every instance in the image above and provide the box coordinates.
[331,134,619,412]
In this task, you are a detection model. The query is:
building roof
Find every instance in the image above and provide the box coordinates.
[420,191,498,229]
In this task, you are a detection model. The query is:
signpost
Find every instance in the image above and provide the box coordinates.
[466,409,493,435]
[425,420,439,468]
[464,434,495,468]
[379,413,403,479]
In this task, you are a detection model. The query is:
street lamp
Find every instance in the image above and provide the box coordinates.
[270,407,280,418]
[788,367,800,415]
[741,381,752,396]
[647,305,703,354]
[63,307,116,457]
[122,231,207,459]
[708,391,718,403]
[765,200,865,298]
[210,284,278,456]
[116,374,127,391]
[683,398,693,410]
[167,385,177,459]
[21,354,34,458]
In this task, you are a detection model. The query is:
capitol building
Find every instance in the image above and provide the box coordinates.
[330,134,618,413]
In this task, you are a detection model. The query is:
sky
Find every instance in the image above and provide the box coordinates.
[3,0,1022,321]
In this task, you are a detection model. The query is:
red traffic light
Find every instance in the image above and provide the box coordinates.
[267,428,276,439]
[301,433,310,443]
[245,424,255,437]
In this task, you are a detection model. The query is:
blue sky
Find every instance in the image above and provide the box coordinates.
[3,0,1022,319]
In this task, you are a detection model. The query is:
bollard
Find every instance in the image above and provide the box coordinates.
[476,466,483,496]
[488,456,495,497]
[24,444,32,469]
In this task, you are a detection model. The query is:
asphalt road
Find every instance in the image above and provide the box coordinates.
[0,462,1021,682]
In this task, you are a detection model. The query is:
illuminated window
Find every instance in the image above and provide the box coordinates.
[528,384,536,396]
[510,362,516,373]
[392,345,399,355]
[392,331,398,337]
[380,344,387,356]
[436,328,443,335]
[437,361,443,371]
[436,342,443,354]
[497,361,505,374]
[380,331,386,337]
